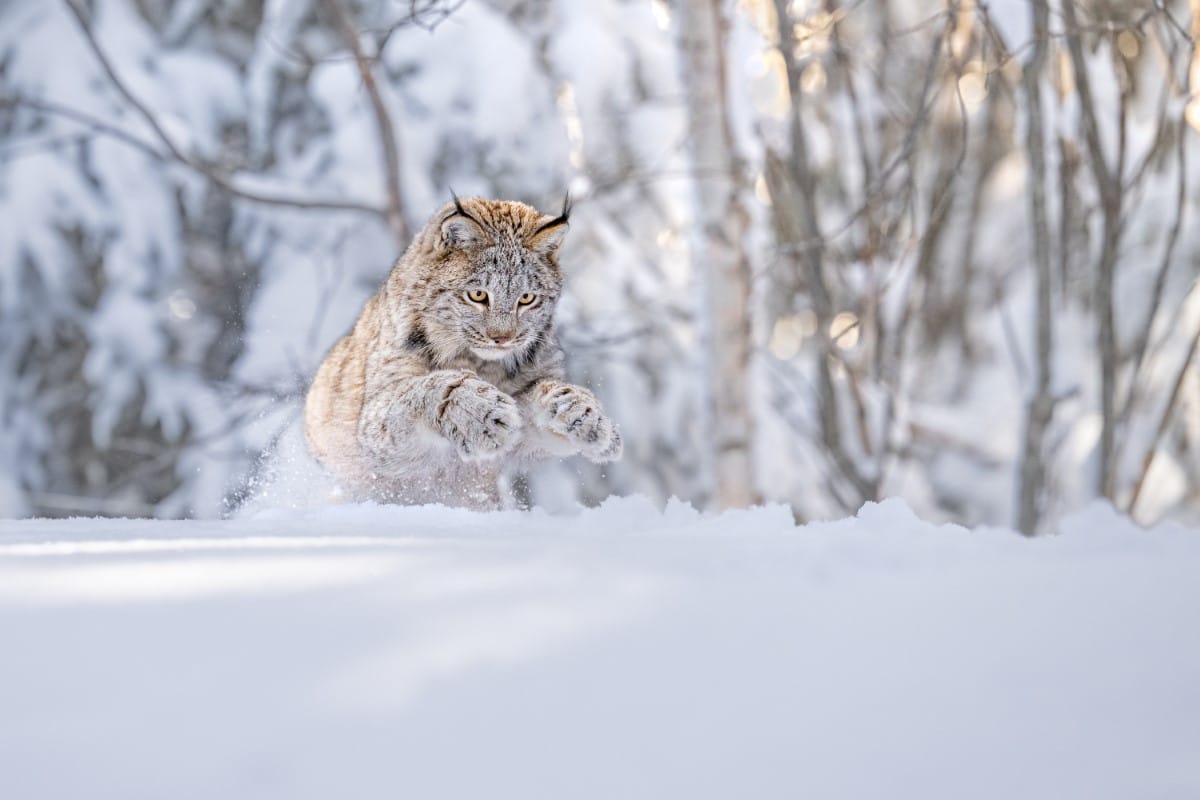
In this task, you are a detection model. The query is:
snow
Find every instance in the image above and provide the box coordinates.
[2,497,1198,799]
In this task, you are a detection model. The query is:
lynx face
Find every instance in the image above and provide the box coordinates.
[417,196,569,366]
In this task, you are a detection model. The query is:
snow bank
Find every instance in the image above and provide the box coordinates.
[1,497,1197,799]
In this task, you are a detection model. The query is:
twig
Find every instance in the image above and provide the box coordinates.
[1127,323,1200,520]
[2,94,164,160]
[1118,117,1188,442]
[1152,0,1193,44]
[59,0,388,219]
[325,0,411,246]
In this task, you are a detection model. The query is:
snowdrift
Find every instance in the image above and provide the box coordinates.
[1,497,1197,799]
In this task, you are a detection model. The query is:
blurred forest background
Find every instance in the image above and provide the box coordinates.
[2,0,1199,532]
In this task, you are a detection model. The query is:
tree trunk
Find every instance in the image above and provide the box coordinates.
[676,0,756,508]
[1061,0,1123,499]
[1016,0,1055,535]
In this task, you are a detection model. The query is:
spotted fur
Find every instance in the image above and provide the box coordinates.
[304,196,622,509]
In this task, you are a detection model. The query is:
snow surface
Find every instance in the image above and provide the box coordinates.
[1,497,1198,799]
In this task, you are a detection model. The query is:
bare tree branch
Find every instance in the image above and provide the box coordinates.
[59,0,388,218]
[1127,322,1200,521]
[1118,118,1188,443]
[325,0,412,246]
[2,94,165,161]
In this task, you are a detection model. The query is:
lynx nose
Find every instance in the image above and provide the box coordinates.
[489,332,514,346]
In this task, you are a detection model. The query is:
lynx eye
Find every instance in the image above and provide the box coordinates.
[466,289,489,304]
[517,292,537,306]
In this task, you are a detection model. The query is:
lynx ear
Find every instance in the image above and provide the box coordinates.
[440,191,484,249]
[528,194,571,255]
[441,215,483,249]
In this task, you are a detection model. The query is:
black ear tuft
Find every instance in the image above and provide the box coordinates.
[450,188,472,220]
[533,193,572,236]
[528,193,571,255]
[441,189,485,248]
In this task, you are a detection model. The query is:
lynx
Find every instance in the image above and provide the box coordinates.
[304,195,622,509]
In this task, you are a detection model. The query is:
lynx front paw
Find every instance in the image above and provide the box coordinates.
[535,382,623,463]
[438,376,522,461]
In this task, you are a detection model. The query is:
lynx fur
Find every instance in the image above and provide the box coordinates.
[304,196,622,509]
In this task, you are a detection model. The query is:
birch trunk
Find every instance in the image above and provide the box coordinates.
[676,0,756,508]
